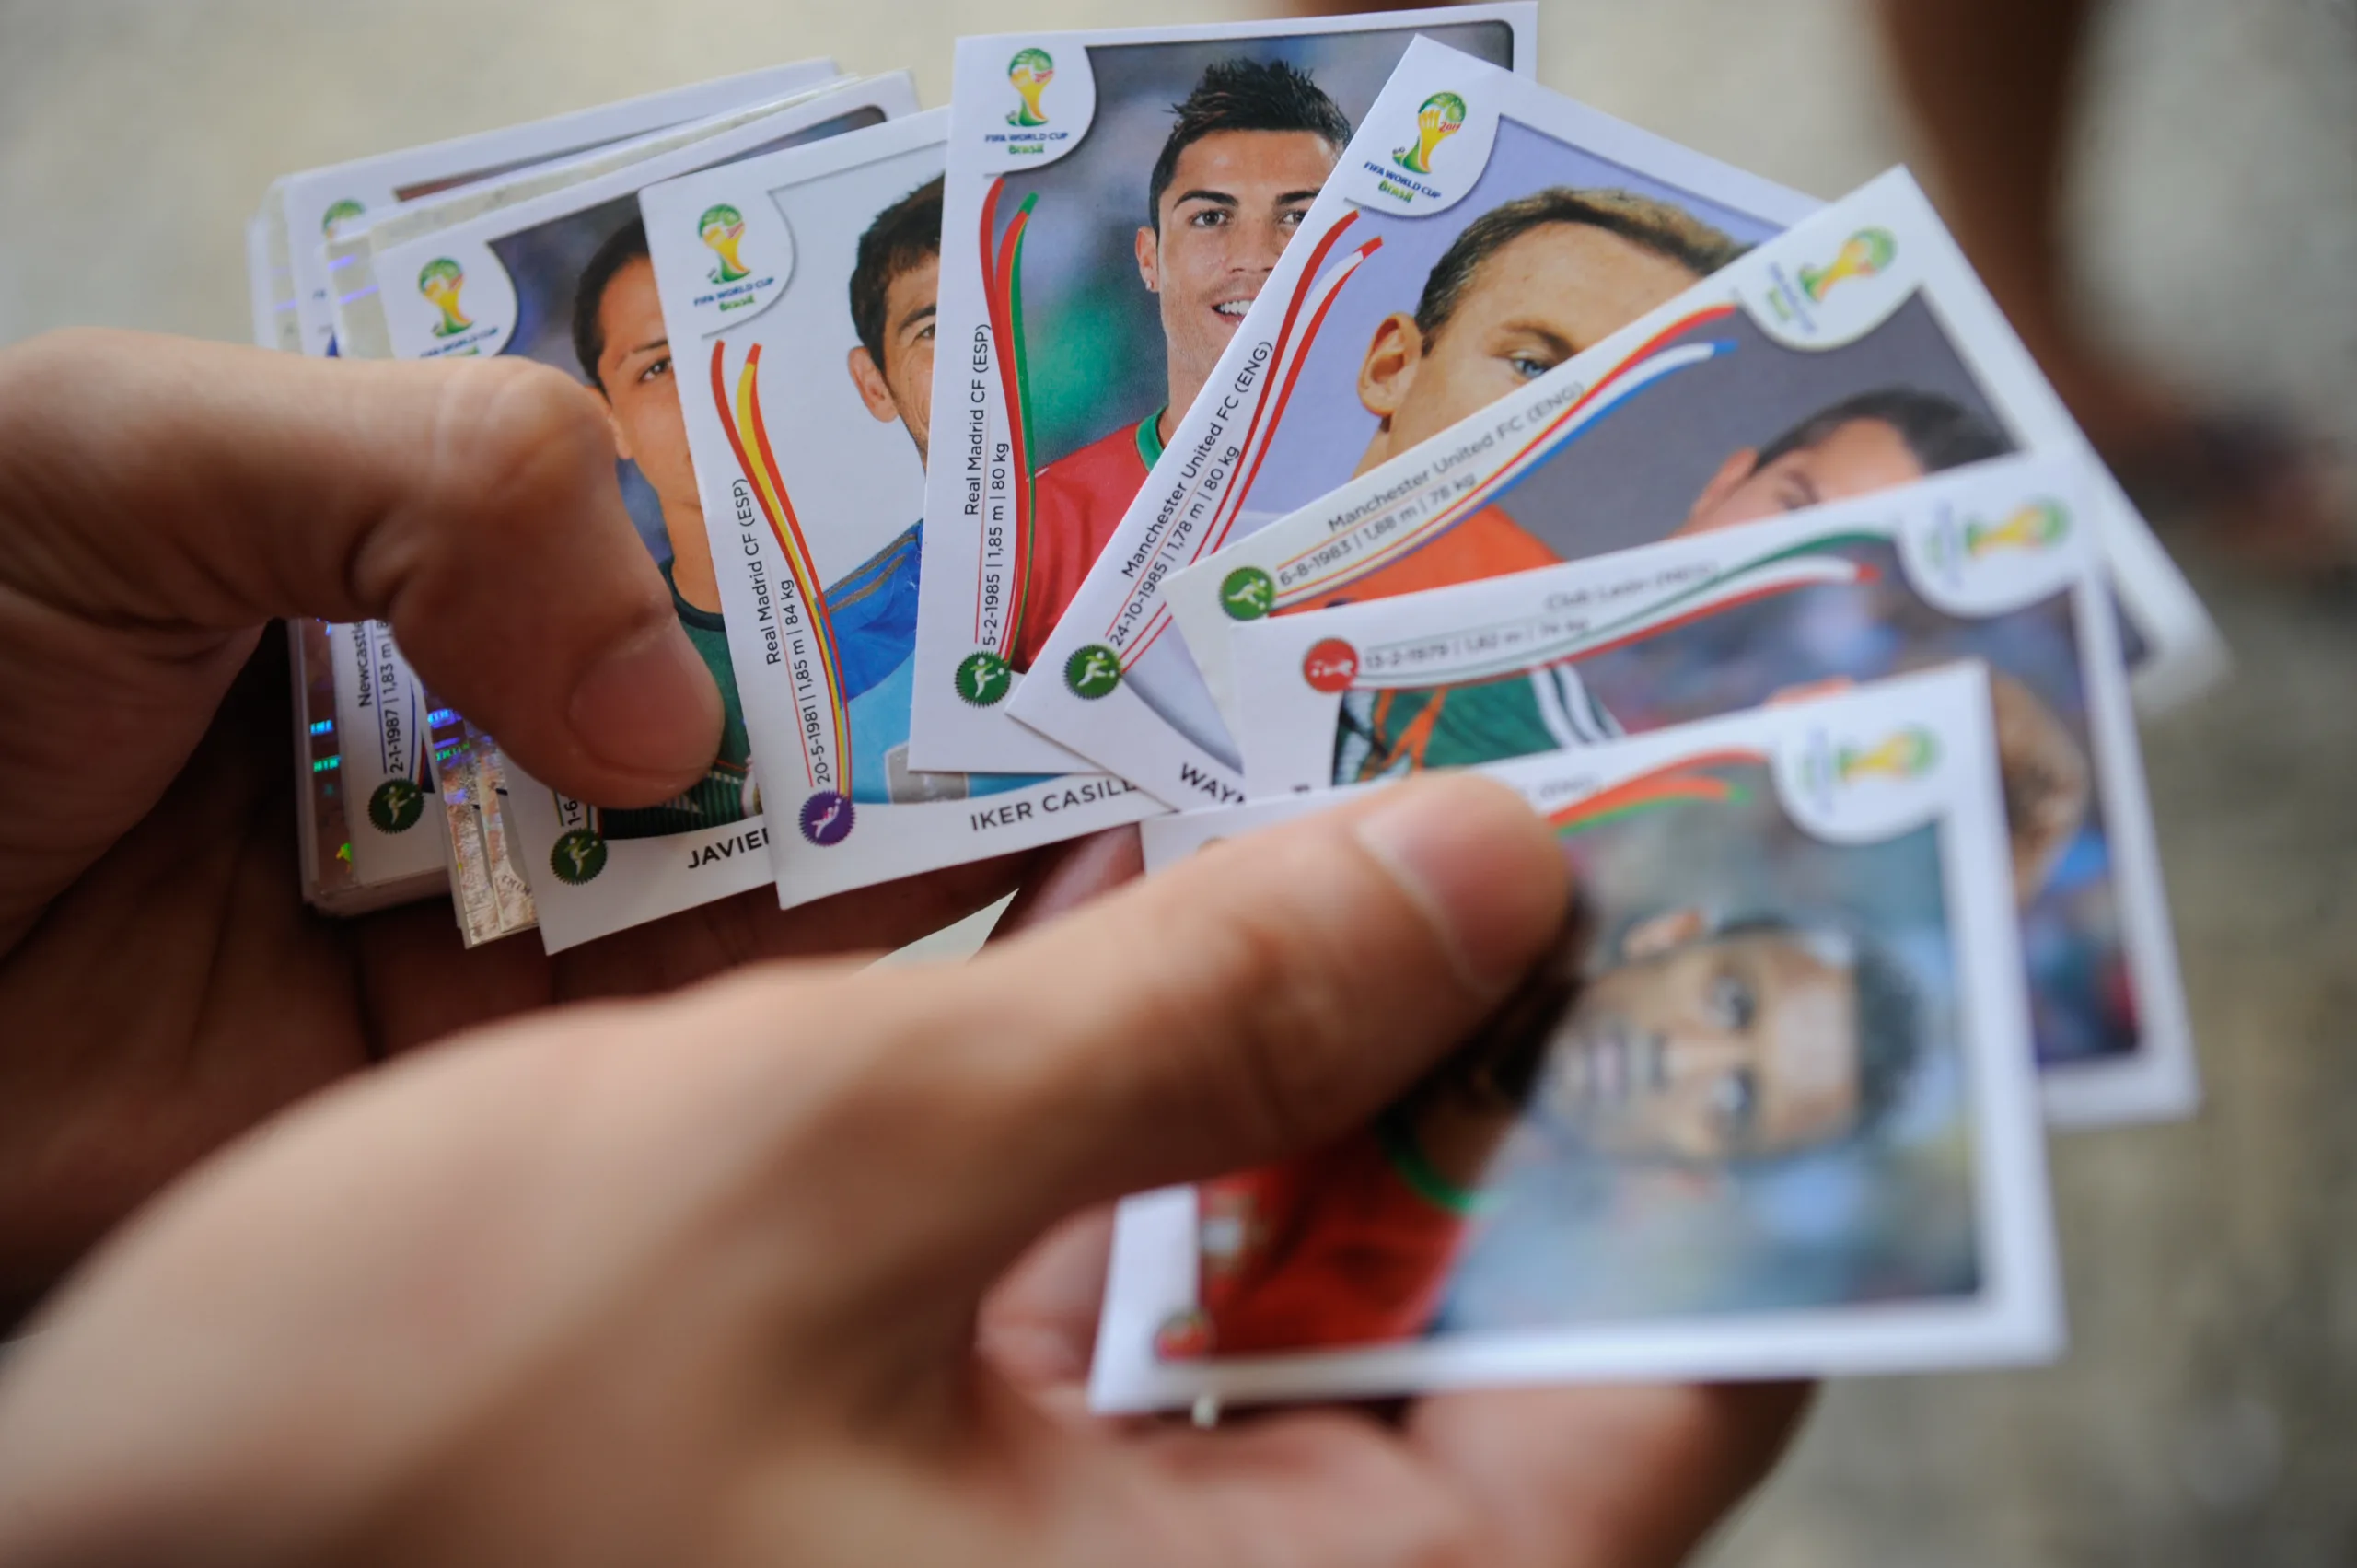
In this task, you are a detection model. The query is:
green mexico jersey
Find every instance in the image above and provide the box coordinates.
[596,564,757,842]
[1333,663,1624,785]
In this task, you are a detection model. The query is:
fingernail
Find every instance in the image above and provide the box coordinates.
[1353,777,1564,997]
[567,621,723,779]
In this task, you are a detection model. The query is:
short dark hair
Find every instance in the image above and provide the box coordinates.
[1147,58,1350,231]
[1414,188,1747,342]
[1752,387,2011,478]
[849,175,945,373]
[573,217,651,390]
[1718,914,1922,1145]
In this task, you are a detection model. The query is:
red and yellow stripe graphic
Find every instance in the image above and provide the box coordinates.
[709,341,850,795]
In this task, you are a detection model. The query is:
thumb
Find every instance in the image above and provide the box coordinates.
[838,773,1569,1286]
[0,329,721,808]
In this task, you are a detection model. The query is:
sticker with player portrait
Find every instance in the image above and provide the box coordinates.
[276,62,839,912]
[1225,452,2192,1124]
[1164,167,2226,760]
[373,75,919,952]
[908,7,1538,776]
[1091,666,2061,1412]
[639,111,1161,909]
[1008,38,1820,808]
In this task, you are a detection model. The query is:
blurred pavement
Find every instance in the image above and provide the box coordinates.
[3,1,2353,1562]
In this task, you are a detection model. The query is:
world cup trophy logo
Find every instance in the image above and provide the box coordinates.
[1393,91,1468,176]
[1798,227,1898,303]
[1835,726,1939,784]
[698,203,750,285]
[320,197,366,241]
[1006,48,1054,128]
[416,258,473,339]
[1964,500,2068,559]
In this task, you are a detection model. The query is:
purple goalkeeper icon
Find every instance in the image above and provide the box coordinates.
[798,791,856,846]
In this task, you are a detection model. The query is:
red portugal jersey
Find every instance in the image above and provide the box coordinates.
[1294,504,1559,614]
[1192,1124,1475,1356]
[1013,412,1163,673]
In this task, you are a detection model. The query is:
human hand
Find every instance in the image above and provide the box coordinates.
[0,331,1021,1312]
[0,774,1805,1567]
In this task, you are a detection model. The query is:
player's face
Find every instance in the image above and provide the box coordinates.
[1137,129,1336,413]
[1534,929,1862,1162]
[878,254,938,460]
[1677,418,1926,537]
[594,256,699,527]
[1364,224,1700,455]
[849,252,940,466]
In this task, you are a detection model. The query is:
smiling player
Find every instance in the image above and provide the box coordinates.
[1010,59,1352,671]
[1179,900,1922,1355]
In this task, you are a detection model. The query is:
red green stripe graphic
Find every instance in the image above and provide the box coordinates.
[1353,533,1885,691]
[979,179,1041,658]
[1547,749,1766,834]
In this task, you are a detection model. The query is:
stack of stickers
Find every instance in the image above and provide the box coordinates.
[247,6,2227,1412]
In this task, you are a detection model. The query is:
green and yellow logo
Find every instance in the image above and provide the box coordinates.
[551,828,609,886]
[1006,48,1055,128]
[1798,228,1897,303]
[1835,726,1939,784]
[417,257,473,338]
[1221,565,1275,621]
[320,197,366,240]
[698,203,750,285]
[366,777,425,835]
[1065,644,1122,700]
[954,650,1014,708]
[1393,91,1468,176]
[1964,500,2068,559]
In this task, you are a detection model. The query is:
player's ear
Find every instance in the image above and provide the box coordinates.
[846,345,900,424]
[1134,225,1160,293]
[1620,908,1708,960]
[1356,312,1422,422]
[594,386,635,464]
[1678,447,1761,533]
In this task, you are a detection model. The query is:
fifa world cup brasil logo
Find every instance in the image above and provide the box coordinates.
[1798,227,1897,303]
[1393,91,1468,176]
[320,197,366,241]
[699,204,750,285]
[1836,726,1939,784]
[1006,48,1054,128]
[417,258,473,338]
[1965,500,2068,559]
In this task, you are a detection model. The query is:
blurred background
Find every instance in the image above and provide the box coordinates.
[3,1,2353,1562]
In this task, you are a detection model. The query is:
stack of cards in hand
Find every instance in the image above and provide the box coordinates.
[246,6,2226,1413]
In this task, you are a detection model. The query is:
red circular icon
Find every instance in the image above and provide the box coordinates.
[1302,637,1360,694]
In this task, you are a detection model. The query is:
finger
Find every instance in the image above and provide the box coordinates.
[0,330,719,808]
[1408,1381,1814,1567]
[989,825,1144,943]
[976,1208,1115,1396]
[824,772,1568,1285]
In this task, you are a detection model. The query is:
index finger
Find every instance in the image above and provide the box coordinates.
[0,329,720,807]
